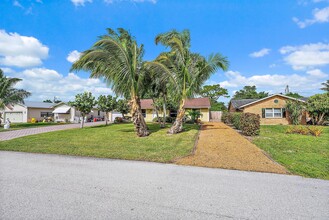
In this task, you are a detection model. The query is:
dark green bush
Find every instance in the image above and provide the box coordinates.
[152,116,174,123]
[114,117,123,123]
[240,113,260,136]
[232,113,242,130]
[221,112,233,124]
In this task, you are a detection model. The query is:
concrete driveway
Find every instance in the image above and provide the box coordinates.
[0,121,106,141]
[0,151,328,219]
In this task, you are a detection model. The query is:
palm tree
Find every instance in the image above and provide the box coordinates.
[0,69,31,124]
[71,28,150,137]
[321,80,329,92]
[153,30,229,134]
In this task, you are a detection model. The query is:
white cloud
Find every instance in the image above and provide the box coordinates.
[306,69,328,77]
[0,30,48,68]
[219,70,326,95]
[67,50,81,63]
[293,6,329,28]
[249,48,271,58]
[71,0,92,6]
[7,68,113,101]
[13,0,23,8]
[279,43,329,70]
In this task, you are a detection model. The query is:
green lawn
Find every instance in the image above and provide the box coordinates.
[0,122,62,132]
[253,125,329,180]
[0,123,199,163]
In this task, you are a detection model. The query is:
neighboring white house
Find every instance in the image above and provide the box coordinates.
[52,102,105,123]
[1,101,55,123]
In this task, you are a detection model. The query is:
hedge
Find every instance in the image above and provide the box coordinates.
[222,112,260,136]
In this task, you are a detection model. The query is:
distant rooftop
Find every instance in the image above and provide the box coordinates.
[23,101,54,109]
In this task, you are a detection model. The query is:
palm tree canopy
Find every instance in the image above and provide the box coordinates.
[0,69,31,109]
[153,29,229,100]
[321,80,329,92]
[71,28,147,99]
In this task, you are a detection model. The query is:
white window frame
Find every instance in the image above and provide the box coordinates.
[265,108,283,118]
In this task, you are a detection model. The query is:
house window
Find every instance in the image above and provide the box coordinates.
[170,110,177,118]
[265,108,282,118]
[41,112,53,117]
[142,109,146,118]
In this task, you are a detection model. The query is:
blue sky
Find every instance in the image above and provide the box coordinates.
[1,0,328,103]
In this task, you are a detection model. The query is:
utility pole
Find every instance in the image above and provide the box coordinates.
[285,85,289,94]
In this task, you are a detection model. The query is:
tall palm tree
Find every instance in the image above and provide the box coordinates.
[71,28,150,137]
[153,30,229,134]
[0,69,31,124]
[321,80,329,92]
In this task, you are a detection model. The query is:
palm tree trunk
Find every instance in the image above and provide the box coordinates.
[152,98,161,126]
[131,97,149,137]
[168,99,185,134]
[105,111,108,126]
[161,96,167,128]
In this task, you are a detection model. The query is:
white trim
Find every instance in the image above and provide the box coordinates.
[239,94,305,108]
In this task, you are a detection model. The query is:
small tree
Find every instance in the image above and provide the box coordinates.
[285,100,304,125]
[71,92,97,128]
[116,99,130,118]
[98,95,117,126]
[186,109,203,123]
[306,93,329,125]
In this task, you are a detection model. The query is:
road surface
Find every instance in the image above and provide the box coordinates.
[0,151,328,219]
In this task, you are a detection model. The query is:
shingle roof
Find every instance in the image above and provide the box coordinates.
[140,98,211,109]
[24,101,54,109]
[230,99,259,109]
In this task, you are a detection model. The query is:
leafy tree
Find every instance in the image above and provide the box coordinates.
[285,100,304,125]
[211,101,227,111]
[186,109,202,123]
[306,93,329,125]
[43,99,53,103]
[116,99,130,117]
[320,80,329,92]
[0,69,31,124]
[233,86,268,100]
[285,92,303,99]
[199,84,229,111]
[200,84,229,102]
[71,28,150,137]
[70,92,97,128]
[152,30,229,134]
[97,95,117,126]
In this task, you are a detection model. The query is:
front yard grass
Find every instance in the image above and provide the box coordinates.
[0,123,199,163]
[0,122,62,132]
[253,125,329,180]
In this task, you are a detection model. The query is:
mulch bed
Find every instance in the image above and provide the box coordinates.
[175,122,288,174]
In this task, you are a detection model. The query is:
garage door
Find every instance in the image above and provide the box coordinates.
[4,112,23,123]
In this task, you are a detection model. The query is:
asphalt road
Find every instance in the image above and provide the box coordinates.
[0,151,328,220]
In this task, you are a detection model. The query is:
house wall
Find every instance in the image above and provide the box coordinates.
[27,108,54,122]
[242,95,306,125]
[184,108,210,122]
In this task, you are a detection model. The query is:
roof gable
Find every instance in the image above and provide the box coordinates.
[239,94,306,108]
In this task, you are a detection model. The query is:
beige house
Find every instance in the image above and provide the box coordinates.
[124,98,211,122]
[228,94,308,125]
[53,103,105,123]
[1,101,55,123]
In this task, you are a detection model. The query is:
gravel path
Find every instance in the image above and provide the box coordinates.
[1,151,328,219]
[176,122,288,174]
[0,121,106,141]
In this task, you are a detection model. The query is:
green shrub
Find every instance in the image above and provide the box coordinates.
[232,113,242,130]
[286,125,323,137]
[152,116,174,123]
[221,112,233,124]
[114,117,123,123]
[240,113,260,136]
